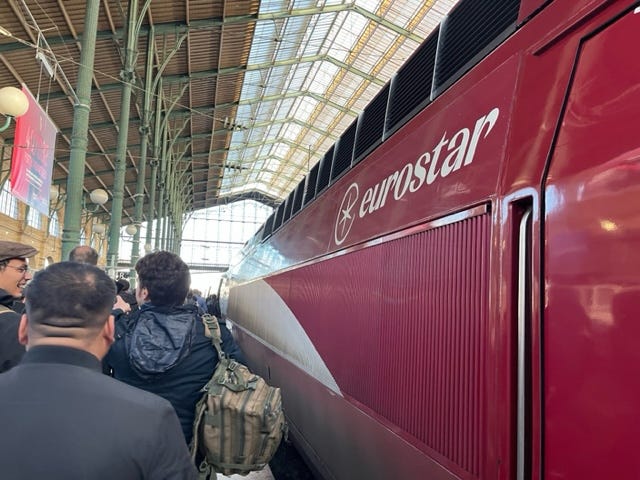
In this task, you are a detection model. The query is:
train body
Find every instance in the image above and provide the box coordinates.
[221,0,640,478]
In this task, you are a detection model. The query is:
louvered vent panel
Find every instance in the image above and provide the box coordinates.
[353,83,389,165]
[316,146,334,195]
[380,214,487,475]
[262,214,274,239]
[331,120,357,183]
[290,211,490,475]
[304,163,319,206]
[291,180,305,216]
[282,190,295,223]
[272,202,285,231]
[433,0,520,94]
[385,29,438,136]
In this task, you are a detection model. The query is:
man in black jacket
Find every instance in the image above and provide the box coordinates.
[0,240,37,373]
[105,251,245,445]
[0,261,196,479]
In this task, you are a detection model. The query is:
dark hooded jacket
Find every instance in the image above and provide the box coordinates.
[0,289,25,373]
[104,303,217,444]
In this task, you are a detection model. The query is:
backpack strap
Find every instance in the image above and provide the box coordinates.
[0,304,13,315]
[196,461,216,480]
[201,313,225,361]
[190,394,212,476]
[191,314,232,478]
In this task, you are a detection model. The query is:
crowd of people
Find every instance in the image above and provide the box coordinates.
[0,240,245,479]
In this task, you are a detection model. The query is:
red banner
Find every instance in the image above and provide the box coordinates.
[10,86,57,216]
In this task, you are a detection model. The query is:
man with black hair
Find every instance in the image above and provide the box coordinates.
[116,278,138,312]
[0,262,196,479]
[105,251,221,444]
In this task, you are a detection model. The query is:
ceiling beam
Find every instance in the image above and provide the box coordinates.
[0,5,421,53]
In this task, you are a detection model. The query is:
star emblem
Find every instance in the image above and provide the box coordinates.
[334,183,359,245]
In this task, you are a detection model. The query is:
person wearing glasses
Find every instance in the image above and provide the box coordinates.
[0,240,37,373]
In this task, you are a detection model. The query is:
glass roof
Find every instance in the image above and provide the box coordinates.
[221,0,457,202]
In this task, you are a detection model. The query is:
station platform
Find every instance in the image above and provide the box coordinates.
[214,439,316,480]
[217,465,275,480]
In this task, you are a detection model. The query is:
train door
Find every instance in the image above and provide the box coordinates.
[543,5,640,479]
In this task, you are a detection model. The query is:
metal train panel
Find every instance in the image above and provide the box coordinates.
[223,1,640,479]
[229,208,492,479]
[544,7,640,478]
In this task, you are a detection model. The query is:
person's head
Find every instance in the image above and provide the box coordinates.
[135,251,190,307]
[68,245,99,265]
[116,278,130,294]
[206,294,221,317]
[0,240,38,298]
[20,262,116,358]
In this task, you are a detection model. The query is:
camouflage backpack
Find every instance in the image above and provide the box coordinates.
[190,314,286,477]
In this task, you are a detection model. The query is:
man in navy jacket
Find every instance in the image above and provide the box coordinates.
[105,251,242,445]
[0,262,196,479]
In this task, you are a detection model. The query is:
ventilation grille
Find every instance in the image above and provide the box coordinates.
[273,201,285,231]
[287,211,490,475]
[331,120,357,183]
[262,214,274,240]
[316,145,334,195]
[257,0,521,240]
[304,163,320,206]
[385,29,438,136]
[354,83,389,165]
[291,180,304,216]
[433,0,519,95]
[282,190,294,223]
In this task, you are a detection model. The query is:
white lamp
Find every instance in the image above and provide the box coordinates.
[0,86,29,132]
[125,224,137,236]
[89,188,109,206]
[93,223,106,235]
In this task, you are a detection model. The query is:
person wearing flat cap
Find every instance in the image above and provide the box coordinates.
[0,240,38,373]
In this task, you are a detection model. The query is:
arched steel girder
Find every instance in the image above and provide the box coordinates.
[20,1,429,225]
[161,53,386,87]
[0,5,423,54]
[194,191,279,209]
[47,79,359,121]
[59,113,343,149]
[196,89,357,117]
[82,134,317,161]
[191,169,302,190]
[211,160,306,184]
[234,91,358,120]
[163,115,341,142]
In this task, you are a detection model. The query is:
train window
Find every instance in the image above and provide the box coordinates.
[433,0,520,96]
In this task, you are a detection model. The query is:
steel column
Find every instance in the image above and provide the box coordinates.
[60,0,100,260]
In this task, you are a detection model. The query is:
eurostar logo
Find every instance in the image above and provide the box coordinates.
[334,183,359,245]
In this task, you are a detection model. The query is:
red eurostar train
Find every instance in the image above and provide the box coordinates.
[220,0,640,478]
